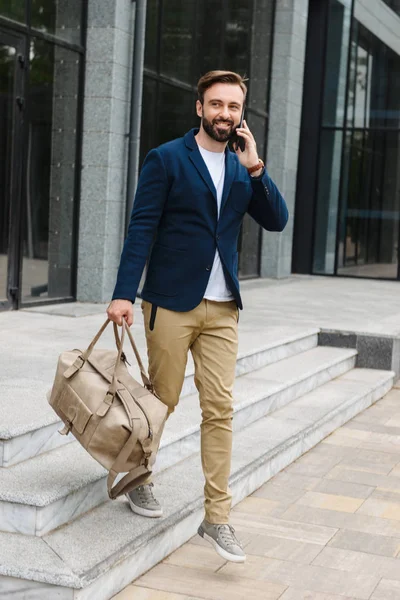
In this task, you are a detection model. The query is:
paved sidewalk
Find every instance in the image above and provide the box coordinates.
[114,384,400,600]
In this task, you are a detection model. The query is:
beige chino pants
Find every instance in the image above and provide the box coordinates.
[142,298,239,524]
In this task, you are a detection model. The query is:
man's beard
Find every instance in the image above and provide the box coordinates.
[202,115,236,143]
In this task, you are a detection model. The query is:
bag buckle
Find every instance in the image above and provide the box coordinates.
[96,391,114,417]
[64,355,85,379]
[59,419,72,436]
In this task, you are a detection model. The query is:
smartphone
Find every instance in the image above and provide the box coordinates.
[232,106,246,152]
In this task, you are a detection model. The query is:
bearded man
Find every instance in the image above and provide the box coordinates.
[107,70,288,563]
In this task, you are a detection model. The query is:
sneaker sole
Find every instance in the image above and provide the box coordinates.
[126,495,163,518]
[199,529,246,563]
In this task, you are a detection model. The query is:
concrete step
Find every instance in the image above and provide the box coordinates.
[0,368,393,600]
[0,345,355,537]
[0,326,318,467]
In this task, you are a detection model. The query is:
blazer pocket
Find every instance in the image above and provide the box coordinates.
[144,244,186,296]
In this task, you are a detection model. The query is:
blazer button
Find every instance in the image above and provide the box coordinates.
[216,235,220,241]
[206,265,211,271]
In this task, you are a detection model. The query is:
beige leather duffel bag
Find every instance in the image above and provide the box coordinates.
[48,319,167,499]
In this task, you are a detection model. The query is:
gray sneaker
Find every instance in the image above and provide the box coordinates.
[198,519,246,563]
[126,483,163,518]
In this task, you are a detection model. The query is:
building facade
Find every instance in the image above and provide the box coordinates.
[1,0,399,310]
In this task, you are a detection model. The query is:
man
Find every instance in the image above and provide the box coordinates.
[107,70,288,563]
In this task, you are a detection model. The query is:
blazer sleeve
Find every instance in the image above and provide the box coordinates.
[112,148,169,302]
[247,169,289,232]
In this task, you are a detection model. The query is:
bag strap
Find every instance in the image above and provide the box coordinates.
[64,319,152,390]
[107,416,153,498]
[113,321,152,390]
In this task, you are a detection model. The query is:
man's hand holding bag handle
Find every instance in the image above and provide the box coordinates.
[47,318,167,499]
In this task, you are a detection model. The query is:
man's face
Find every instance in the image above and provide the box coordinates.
[196,83,244,143]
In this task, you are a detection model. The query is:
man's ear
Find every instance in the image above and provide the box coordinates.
[196,100,203,118]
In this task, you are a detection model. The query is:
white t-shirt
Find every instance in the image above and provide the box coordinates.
[198,145,234,302]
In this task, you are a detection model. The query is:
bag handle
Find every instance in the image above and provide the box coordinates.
[112,321,152,390]
[64,318,152,390]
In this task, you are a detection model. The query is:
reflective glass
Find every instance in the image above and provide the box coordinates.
[196,0,224,77]
[140,76,158,165]
[224,0,252,76]
[382,0,400,16]
[0,1,25,22]
[30,0,83,46]
[337,130,400,279]
[160,0,196,83]
[157,83,194,146]
[238,215,261,278]
[0,42,17,302]
[322,0,352,127]
[22,38,80,301]
[248,0,274,114]
[144,0,158,71]
[313,130,343,274]
[347,23,400,129]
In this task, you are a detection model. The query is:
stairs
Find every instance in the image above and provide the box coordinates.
[0,325,394,599]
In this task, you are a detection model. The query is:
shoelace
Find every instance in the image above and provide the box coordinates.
[137,483,159,506]
[216,524,242,549]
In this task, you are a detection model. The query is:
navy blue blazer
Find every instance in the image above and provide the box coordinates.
[112,129,288,311]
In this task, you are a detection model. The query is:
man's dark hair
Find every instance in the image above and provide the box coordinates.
[197,70,248,105]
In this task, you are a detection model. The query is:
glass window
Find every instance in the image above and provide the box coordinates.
[313,130,343,274]
[196,0,224,78]
[0,1,25,22]
[382,0,400,17]
[248,0,274,115]
[160,0,196,83]
[322,0,352,127]
[144,0,158,72]
[0,41,17,302]
[314,5,400,280]
[30,0,83,46]
[22,38,80,301]
[157,83,194,146]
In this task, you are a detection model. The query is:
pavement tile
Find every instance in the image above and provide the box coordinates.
[312,546,400,581]
[135,563,286,600]
[296,491,365,513]
[253,482,306,504]
[328,427,372,441]
[313,479,374,499]
[283,459,341,478]
[325,465,400,491]
[389,463,400,477]
[321,436,363,449]
[220,555,379,599]
[357,497,400,520]
[243,533,323,564]
[370,578,400,599]
[279,589,356,600]
[337,448,399,475]
[114,588,198,600]
[359,437,400,455]
[162,544,225,572]
[328,528,400,557]
[229,512,337,545]
[280,504,400,538]
[231,496,281,517]
[269,471,321,491]
[342,421,400,437]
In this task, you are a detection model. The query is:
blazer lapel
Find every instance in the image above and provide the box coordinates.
[220,150,237,216]
[189,150,217,201]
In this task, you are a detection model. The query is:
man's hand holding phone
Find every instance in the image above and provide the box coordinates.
[234,119,262,175]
